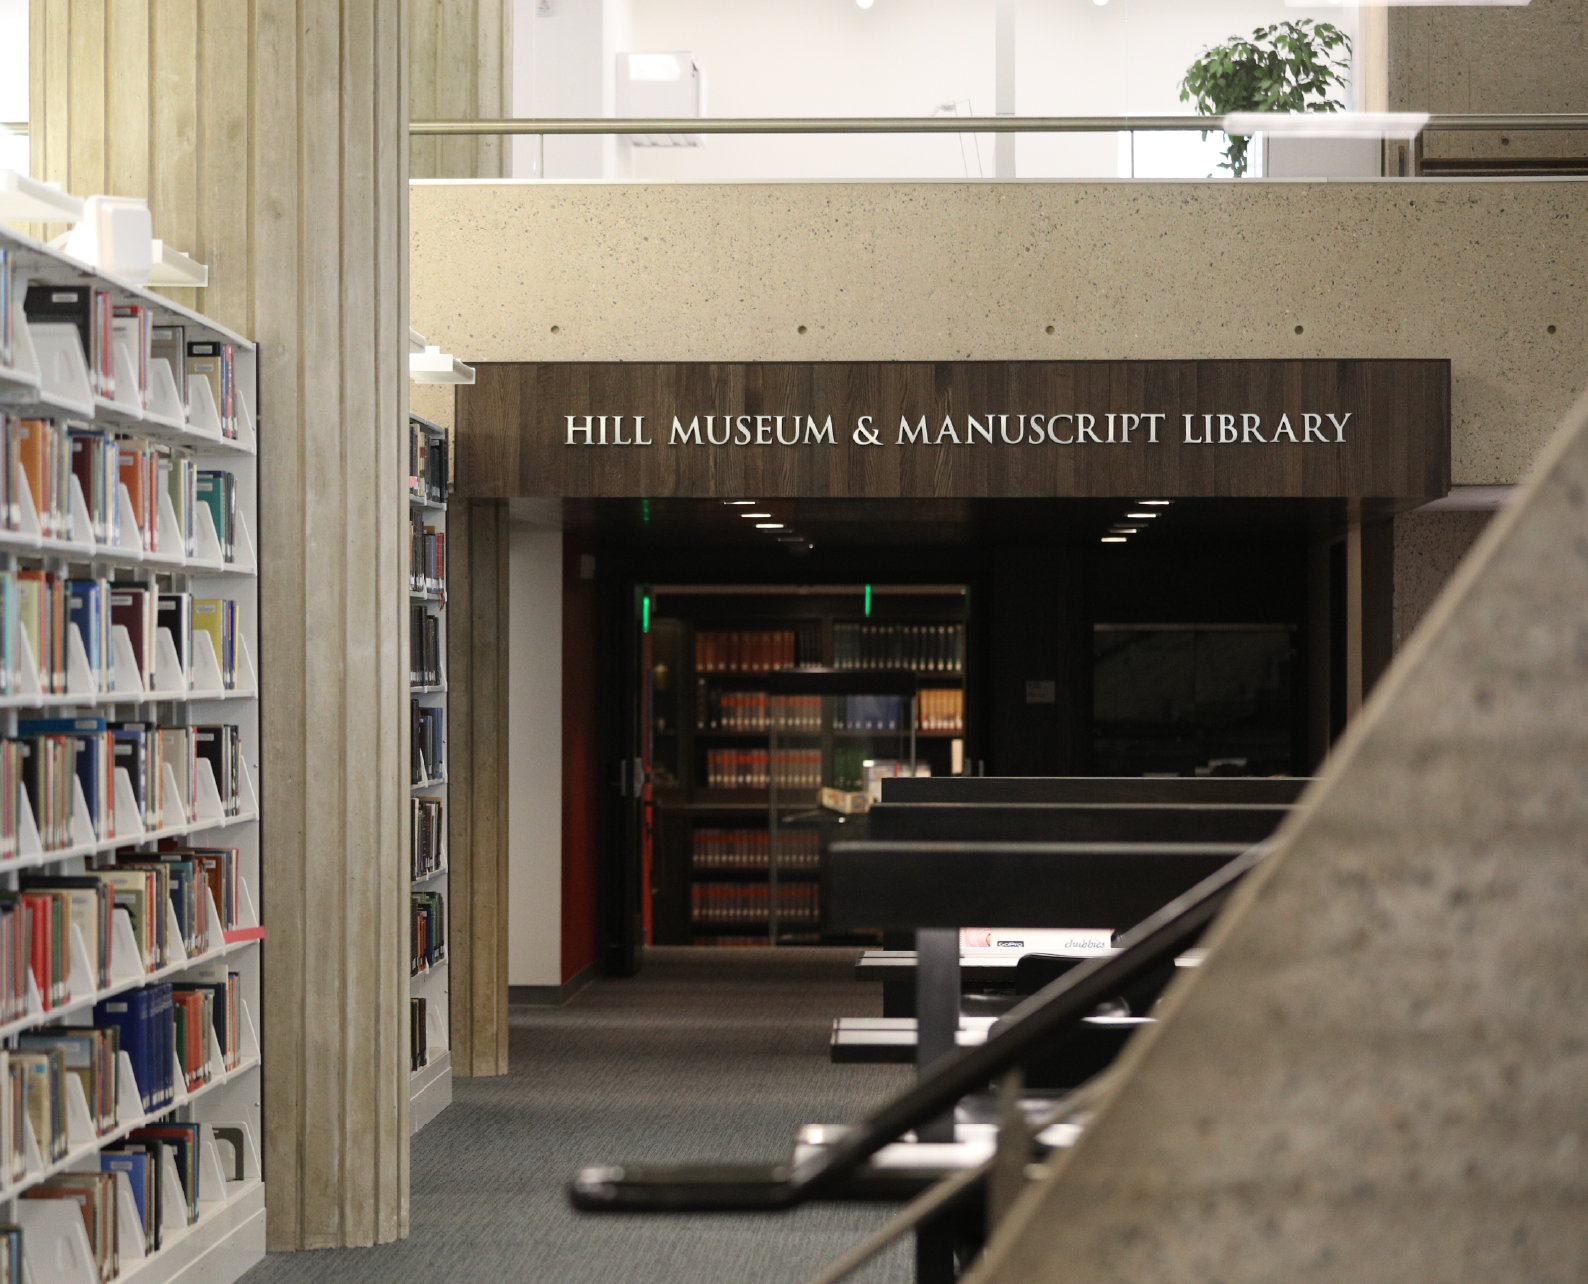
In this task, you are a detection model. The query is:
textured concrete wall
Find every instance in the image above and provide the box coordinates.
[410,178,1588,486]
[1390,0,1588,160]
[1393,510,1492,650]
[968,388,1588,1282]
[410,0,513,179]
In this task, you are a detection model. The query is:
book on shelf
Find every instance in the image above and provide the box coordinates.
[411,892,445,974]
[186,340,237,437]
[704,748,820,790]
[16,417,72,540]
[193,598,239,688]
[158,591,193,673]
[409,419,449,503]
[833,622,965,673]
[410,997,429,1071]
[693,627,820,673]
[117,437,161,552]
[129,1122,201,1221]
[409,513,445,592]
[101,1148,154,1249]
[410,603,441,687]
[196,469,236,561]
[411,701,444,783]
[23,284,114,399]
[112,304,153,406]
[95,983,175,1113]
[16,875,114,993]
[150,325,186,407]
[110,585,157,691]
[0,245,11,368]
[690,883,819,925]
[17,1027,119,1135]
[412,797,444,880]
[691,827,820,872]
[69,429,123,546]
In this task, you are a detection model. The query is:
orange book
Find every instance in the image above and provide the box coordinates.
[16,419,47,534]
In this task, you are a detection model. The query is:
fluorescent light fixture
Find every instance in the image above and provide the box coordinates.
[740,511,772,518]
[1111,526,1141,534]
[1138,500,1171,506]
[756,522,785,529]
[856,0,875,8]
[727,500,757,506]
[1101,536,1127,543]
[626,53,682,81]
[1125,511,1158,519]
[1224,111,1429,141]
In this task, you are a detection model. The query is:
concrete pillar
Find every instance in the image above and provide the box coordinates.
[31,0,413,1249]
[410,0,513,178]
[969,388,1588,1281]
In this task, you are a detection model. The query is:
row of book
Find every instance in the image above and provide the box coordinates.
[411,703,444,785]
[408,421,449,505]
[1,575,242,697]
[410,998,431,1072]
[411,893,445,975]
[691,828,820,872]
[3,717,247,856]
[0,417,240,558]
[697,691,822,732]
[21,288,242,438]
[690,884,820,924]
[412,798,444,881]
[12,1117,223,1279]
[410,514,445,594]
[0,848,249,1017]
[693,628,820,673]
[917,687,965,732]
[832,694,911,733]
[704,749,822,790]
[410,605,442,688]
[833,622,965,673]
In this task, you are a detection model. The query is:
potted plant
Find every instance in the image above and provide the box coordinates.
[1180,20,1353,177]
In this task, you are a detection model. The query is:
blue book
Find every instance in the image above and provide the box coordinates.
[19,716,108,835]
[66,580,103,690]
[95,983,174,1111]
[101,1149,151,1238]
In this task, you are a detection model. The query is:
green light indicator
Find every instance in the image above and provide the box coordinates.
[642,594,651,633]
[864,584,872,617]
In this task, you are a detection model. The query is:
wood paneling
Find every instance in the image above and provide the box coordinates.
[447,501,511,1075]
[457,360,1450,501]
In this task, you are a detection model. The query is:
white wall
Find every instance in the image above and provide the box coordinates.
[513,0,632,179]
[613,0,1362,180]
[507,522,564,986]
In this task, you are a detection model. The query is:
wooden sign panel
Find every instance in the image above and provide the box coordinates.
[456,360,1449,499]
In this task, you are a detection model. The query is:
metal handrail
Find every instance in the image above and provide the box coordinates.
[568,840,1270,1213]
[5,113,1583,139]
[410,113,1588,137]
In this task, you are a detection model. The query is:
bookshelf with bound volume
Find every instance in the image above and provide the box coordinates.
[0,224,266,1283]
[407,415,451,1133]
[644,586,968,947]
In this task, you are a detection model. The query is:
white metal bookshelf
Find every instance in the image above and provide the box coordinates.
[408,412,451,1134]
[0,223,264,1283]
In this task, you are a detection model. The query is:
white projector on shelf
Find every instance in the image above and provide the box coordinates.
[615,52,706,148]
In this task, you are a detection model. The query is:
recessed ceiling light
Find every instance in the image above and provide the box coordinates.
[1125,511,1158,519]
[741,511,772,518]
[1101,536,1127,543]
[728,500,757,506]
[756,522,785,530]
[1138,500,1171,506]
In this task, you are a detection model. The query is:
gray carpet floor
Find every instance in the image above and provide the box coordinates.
[240,947,914,1284]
